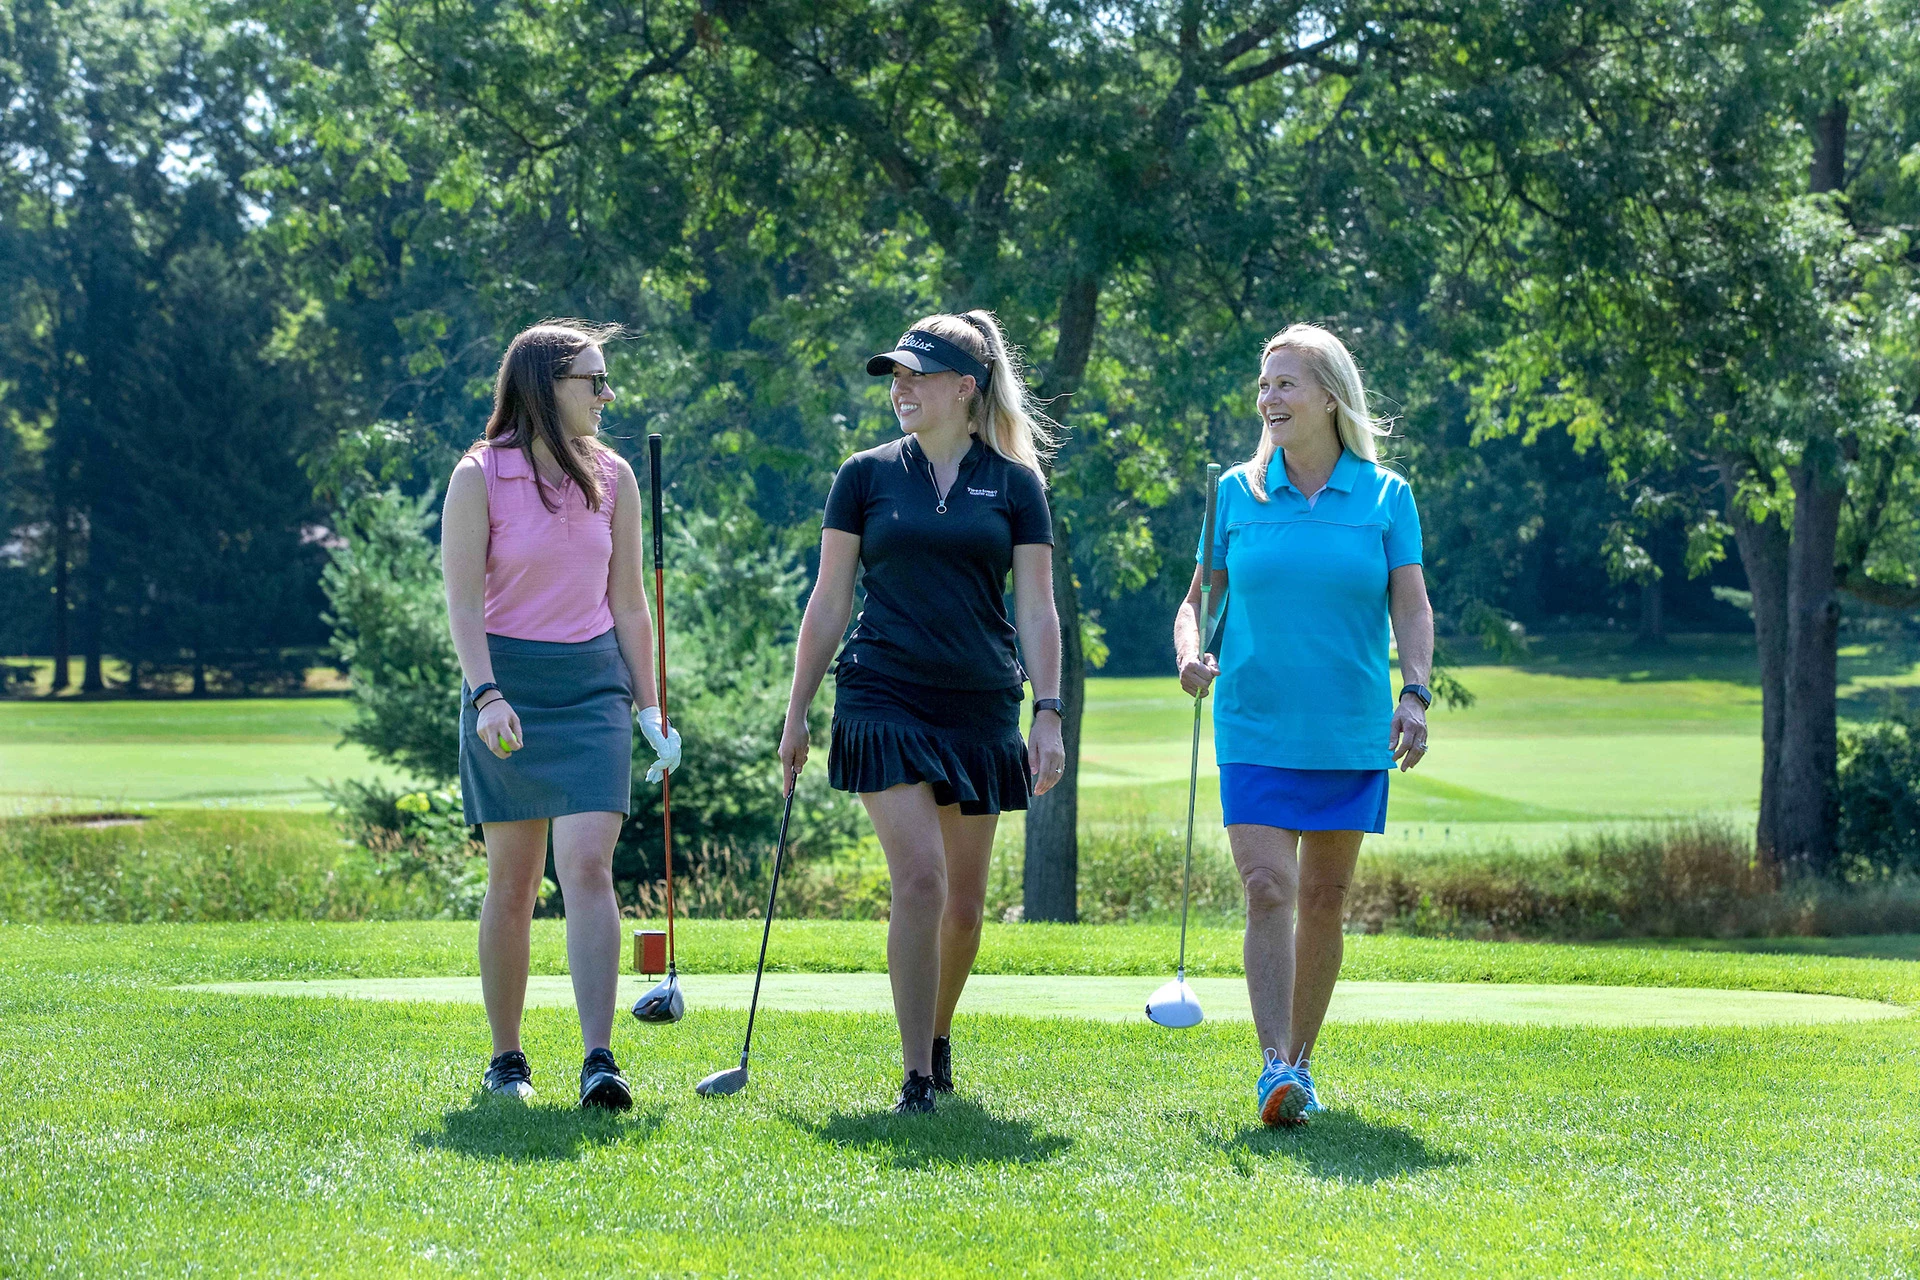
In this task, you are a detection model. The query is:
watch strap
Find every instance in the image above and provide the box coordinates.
[1032,698,1065,717]
[468,681,501,709]
[1399,683,1432,710]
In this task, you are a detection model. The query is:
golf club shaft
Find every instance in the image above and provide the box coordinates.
[1178,463,1222,977]
[649,433,675,970]
[740,772,800,1067]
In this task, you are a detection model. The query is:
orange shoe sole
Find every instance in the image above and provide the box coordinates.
[1260,1081,1307,1128]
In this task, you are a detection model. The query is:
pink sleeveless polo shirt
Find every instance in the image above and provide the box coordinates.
[478,443,618,643]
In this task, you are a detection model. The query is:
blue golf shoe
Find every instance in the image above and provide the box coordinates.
[1257,1047,1308,1127]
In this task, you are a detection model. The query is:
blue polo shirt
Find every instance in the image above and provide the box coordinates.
[1199,449,1423,771]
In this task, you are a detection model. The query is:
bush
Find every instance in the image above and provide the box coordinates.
[328,780,519,919]
[320,488,865,907]
[1837,708,1920,877]
[321,488,462,784]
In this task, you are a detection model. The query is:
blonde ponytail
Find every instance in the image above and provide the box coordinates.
[910,310,1058,485]
[1246,323,1394,503]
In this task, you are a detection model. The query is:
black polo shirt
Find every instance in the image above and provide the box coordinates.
[823,434,1053,690]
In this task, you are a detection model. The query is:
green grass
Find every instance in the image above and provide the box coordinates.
[3,921,1919,1276]
[6,631,1920,854]
[0,698,406,810]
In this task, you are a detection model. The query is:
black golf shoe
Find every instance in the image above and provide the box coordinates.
[483,1049,534,1102]
[931,1036,954,1093]
[892,1070,937,1115]
[579,1047,633,1111]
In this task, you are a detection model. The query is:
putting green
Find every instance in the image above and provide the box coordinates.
[181,974,1908,1027]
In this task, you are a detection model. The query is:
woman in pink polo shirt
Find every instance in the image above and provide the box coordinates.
[441,321,682,1111]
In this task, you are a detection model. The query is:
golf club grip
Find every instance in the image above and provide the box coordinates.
[1198,462,1221,605]
[648,433,665,571]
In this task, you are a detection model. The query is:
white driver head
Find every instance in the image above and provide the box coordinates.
[1145,977,1204,1028]
[631,972,684,1024]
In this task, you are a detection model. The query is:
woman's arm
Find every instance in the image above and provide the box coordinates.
[1173,565,1231,696]
[442,459,518,758]
[1387,564,1434,771]
[1012,543,1066,794]
[779,529,861,779]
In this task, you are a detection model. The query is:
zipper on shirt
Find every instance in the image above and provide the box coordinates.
[920,450,950,514]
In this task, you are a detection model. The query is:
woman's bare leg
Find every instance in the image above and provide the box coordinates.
[861,784,948,1077]
[1290,829,1364,1061]
[1227,823,1302,1061]
[933,807,999,1036]
[478,818,551,1056]
[550,810,627,1054]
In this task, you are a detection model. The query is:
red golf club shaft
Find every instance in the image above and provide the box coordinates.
[649,433,675,971]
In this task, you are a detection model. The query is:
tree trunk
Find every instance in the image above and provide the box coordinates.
[81,559,105,693]
[1023,522,1084,921]
[52,502,71,692]
[1719,456,1789,863]
[1778,461,1844,873]
[1022,271,1100,922]
[1636,577,1665,646]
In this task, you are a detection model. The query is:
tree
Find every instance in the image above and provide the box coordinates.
[1442,0,1920,870]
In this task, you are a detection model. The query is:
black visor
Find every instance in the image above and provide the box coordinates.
[866,329,992,390]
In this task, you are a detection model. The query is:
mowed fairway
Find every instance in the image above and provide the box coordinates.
[0,698,407,810]
[3,921,1917,1277]
[1072,633,1920,851]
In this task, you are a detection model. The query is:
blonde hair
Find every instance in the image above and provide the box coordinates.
[910,310,1058,485]
[1247,323,1393,503]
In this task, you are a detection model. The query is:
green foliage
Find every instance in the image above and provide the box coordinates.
[0,810,414,923]
[318,486,864,894]
[616,509,865,894]
[1837,708,1920,877]
[327,779,511,919]
[320,486,462,785]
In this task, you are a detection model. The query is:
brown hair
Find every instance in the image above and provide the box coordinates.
[479,320,622,512]
[908,310,1058,485]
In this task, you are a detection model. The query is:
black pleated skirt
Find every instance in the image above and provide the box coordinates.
[828,661,1030,815]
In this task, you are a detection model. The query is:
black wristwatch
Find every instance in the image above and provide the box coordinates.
[1399,684,1432,711]
[1032,697,1065,723]
[468,681,502,709]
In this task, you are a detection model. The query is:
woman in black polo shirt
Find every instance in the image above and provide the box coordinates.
[780,310,1065,1113]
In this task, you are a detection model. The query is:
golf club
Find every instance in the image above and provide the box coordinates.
[695,769,800,1097]
[1147,461,1221,1029]
[633,432,684,1025]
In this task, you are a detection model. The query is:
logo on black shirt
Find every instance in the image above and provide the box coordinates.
[967,487,997,497]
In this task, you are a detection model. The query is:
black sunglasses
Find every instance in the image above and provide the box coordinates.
[557,372,610,395]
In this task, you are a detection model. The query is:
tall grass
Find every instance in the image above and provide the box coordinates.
[0,810,427,923]
[9,807,1918,940]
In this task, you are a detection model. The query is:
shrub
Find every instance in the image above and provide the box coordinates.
[321,488,462,784]
[328,780,515,919]
[320,487,865,905]
[1837,708,1920,877]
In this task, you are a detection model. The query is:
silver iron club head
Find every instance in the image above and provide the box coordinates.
[694,1065,748,1097]
[631,972,684,1024]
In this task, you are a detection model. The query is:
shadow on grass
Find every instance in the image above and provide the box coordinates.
[1199,1111,1465,1184]
[792,1097,1073,1168]
[413,1093,665,1163]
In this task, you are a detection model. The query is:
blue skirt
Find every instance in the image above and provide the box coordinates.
[458,631,633,824]
[1219,765,1388,834]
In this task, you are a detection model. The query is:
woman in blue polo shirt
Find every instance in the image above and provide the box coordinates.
[1174,323,1435,1128]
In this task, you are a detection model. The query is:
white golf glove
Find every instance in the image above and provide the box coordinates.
[637,705,683,784]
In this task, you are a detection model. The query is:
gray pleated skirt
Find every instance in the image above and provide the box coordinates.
[459,630,633,824]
